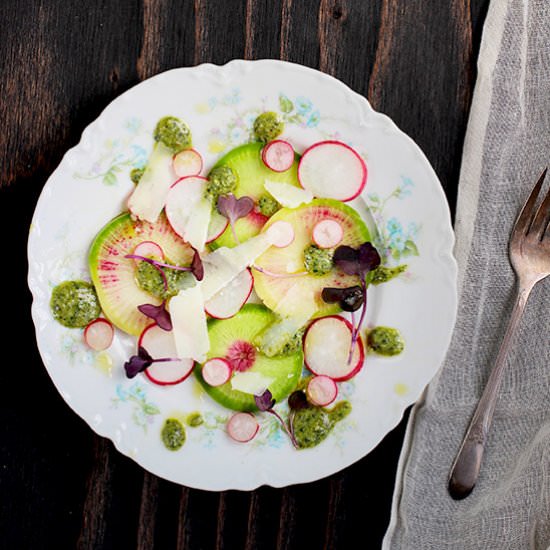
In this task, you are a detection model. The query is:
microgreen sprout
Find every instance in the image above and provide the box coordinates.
[125,249,204,281]
[137,302,172,331]
[217,193,254,244]
[124,346,180,378]
[254,389,298,448]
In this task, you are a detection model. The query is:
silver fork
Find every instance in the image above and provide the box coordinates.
[448,168,550,500]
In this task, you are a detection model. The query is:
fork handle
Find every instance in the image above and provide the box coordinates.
[448,284,533,500]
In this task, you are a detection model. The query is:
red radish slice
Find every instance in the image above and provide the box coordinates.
[303,316,364,381]
[261,140,295,172]
[266,220,295,248]
[84,318,114,351]
[173,148,203,177]
[165,175,208,239]
[312,219,344,249]
[227,412,259,443]
[206,210,229,243]
[139,323,194,385]
[133,240,164,260]
[202,358,232,387]
[307,375,338,406]
[204,268,253,319]
[298,141,367,202]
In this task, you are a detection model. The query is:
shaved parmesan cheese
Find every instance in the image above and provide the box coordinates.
[264,180,313,209]
[128,143,175,223]
[201,233,272,300]
[169,284,209,362]
[231,372,274,396]
[183,196,211,251]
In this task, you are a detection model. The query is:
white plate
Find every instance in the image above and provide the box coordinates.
[28,60,457,490]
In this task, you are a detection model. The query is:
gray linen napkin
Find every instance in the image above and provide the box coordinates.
[383,1,550,548]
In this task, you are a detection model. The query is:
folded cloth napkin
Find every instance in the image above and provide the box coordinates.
[383,1,550,549]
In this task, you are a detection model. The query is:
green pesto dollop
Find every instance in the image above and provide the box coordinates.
[153,116,192,153]
[367,326,404,356]
[293,401,352,449]
[370,264,407,285]
[130,167,145,184]
[258,195,281,217]
[186,412,204,427]
[135,261,194,300]
[161,418,186,451]
[253,111,284,143]
[50,280,101,328]
[205,165,238,202]
[279,326,305,356]
[303,244,333,275]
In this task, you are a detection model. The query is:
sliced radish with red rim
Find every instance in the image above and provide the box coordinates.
[204,268,253,319]
[202,358,232,387]
[298,141,367,202]
[133,241,164,260]
[312,219,344,249]
[306,375,338,406]
[266,220,295,248]
[303,315,364,381]
[139,324,194,385]
[165,175,208,239]
[173,148,203,177]
[227,412,259,442]
[84,318,114,351]
[261,140,295,172]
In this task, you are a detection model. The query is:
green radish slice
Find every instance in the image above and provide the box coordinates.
[209,142,300,249]
[194,304,303,412]
[89,213,194,336]
[253,199,370,318]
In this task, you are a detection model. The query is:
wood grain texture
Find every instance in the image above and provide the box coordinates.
[0,0,490,548]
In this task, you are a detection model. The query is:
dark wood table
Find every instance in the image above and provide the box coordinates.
[1,1,489,548]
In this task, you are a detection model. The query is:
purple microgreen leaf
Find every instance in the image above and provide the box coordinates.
[322,286,364,312]
[191,249,204,281]
[333,245,360,276]
[217,193,254,225]
[267,408,299,449]
[254,389,276,412]
[137,302,172,331]
[288,390,308,411]
[124,346,153,378]
[357,242,381,273]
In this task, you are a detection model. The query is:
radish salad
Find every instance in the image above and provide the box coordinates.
[50,112,406,451]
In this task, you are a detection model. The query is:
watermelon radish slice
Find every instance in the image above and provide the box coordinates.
[204,268,253,319]
[84,318,114,351]
[307,375,338,406]
[173,148,203,177]
[312,219,344,249]
[253,199,370,318]
[89,213,194,336]
[227,412,259,442]
[194,305,303,411]
[202,358,232,387]
[133,241,164,260]
[266,220,295,248]
[165,176,212,250]
[298,141,367,202]
[261,140,295,172]
[209,142,300,249]
[139,323,194,385]
[303,316,364,381]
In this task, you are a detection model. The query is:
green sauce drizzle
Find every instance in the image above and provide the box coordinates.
[258,195,281,217]
[253,112,284,143]
[205,165,238,202]
[367,326,404,356]
[161,418,186,451]
[50,280,101,328]
[134,261,193,300]
[303,244,333,275]
[293,401,352,449]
